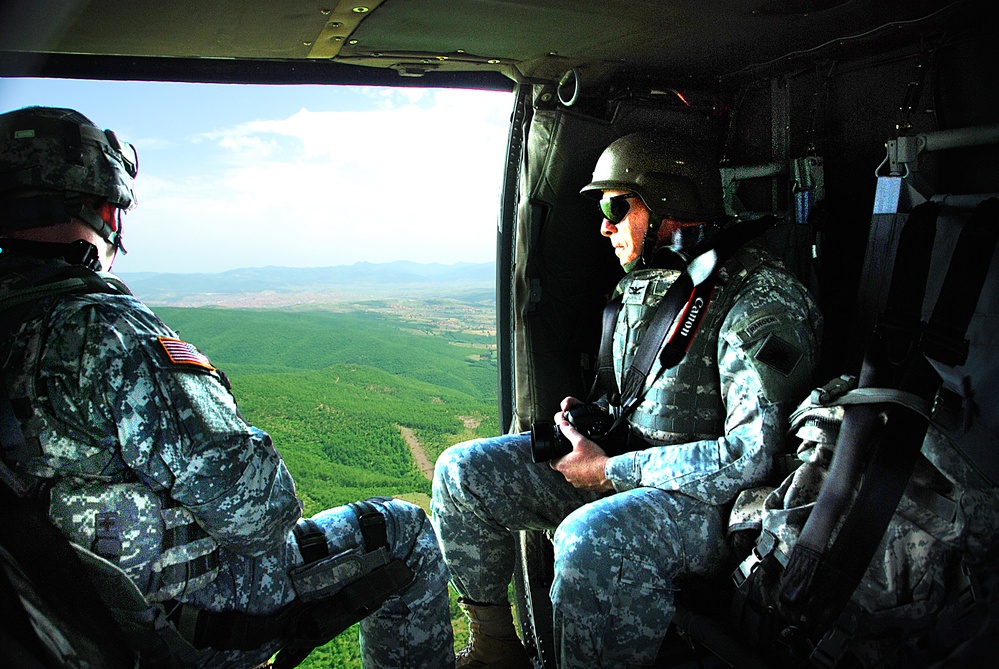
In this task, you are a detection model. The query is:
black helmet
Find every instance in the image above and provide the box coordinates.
[580,130,724,222]
[0,106,137,248]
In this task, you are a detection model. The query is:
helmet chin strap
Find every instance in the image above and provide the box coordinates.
[634,216,663,270]
[68,195,126,256]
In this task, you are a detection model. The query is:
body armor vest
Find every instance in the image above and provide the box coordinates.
[613,247,766,445]
[0,254,220,602]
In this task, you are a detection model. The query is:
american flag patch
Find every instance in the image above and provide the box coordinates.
[157,337,216,371]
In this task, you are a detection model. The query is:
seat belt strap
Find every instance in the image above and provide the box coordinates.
[780,199,999,632]
[781,202,940,623]
[828,197,999,584]
[788,202,938,565]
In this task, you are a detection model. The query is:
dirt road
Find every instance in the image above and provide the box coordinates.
[398,425,434,480]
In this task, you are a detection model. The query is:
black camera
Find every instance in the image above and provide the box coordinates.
[529,403,623,463]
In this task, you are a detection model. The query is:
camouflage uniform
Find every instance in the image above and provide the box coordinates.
[433,245,822,668]
[756,390,999,666]
[0,253,454,669]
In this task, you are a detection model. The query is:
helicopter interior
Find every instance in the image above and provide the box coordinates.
[2,1,998,667]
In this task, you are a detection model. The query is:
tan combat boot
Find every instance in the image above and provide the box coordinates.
[456,599,533,669]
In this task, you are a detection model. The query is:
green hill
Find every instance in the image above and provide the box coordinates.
[155,306,497,402]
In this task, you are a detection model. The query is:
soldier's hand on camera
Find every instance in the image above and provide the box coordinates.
[560,396,584,412]
[550,409,613,492]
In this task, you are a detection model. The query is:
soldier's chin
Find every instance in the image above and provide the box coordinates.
[618,254,638,268]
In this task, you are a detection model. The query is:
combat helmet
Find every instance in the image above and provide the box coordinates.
[580,130,724,221]
[581,130,724,267]
[0,106,137,250]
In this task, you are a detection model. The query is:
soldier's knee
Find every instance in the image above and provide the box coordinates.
[433,439,493,498]
[552,508,608,571]
[438,437,493,469]
[556,496,617,539]
[433,441,464,483]
[368,496,429,540]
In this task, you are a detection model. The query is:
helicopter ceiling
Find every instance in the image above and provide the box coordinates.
[0,0,973,90]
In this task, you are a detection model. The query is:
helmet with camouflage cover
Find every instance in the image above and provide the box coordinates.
[580,130,724,223]
[0,106,137,249]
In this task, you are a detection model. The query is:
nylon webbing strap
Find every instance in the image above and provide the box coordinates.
[349,499,389,552]
[293,519,329,565]
[178,602,291,652]
[882,202,938,335]
[780,202,940,624]
[591,294,622,403]
[786,202,939,564]
[780,198,999,635]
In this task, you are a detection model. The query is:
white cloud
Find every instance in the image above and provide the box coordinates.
[115,89,512,274]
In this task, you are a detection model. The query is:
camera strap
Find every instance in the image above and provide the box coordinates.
[617,250,718,412]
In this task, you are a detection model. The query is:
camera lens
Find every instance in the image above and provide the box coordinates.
[530,420,572,463]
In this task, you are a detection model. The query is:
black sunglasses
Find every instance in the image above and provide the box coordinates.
[599,192,640,224]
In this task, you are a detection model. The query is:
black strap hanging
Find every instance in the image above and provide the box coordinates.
[778,198,999,638]
[591,294,623,405]
[784,202,938,589]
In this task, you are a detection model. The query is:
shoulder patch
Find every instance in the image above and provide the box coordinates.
[157,336,216,372]
[754,333,802,377]
[744,314,781,340]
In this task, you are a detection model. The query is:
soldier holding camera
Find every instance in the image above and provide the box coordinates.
[432,130,823,668]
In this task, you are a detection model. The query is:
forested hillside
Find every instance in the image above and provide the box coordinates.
[153,304,498,666]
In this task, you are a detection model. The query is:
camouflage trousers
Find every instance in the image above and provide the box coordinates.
[177,497,454,668]
[432,433,731,669]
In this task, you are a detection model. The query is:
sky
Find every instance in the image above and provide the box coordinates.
[0,78,513,274]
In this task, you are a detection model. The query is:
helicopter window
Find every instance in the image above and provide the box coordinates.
[0,78,512,274]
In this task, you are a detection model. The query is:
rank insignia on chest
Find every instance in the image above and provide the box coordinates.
[157,336,216,372]
[622,280,651,305]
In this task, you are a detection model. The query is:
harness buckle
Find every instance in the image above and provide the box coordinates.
[809,603,861,669]
[732,530,777,589]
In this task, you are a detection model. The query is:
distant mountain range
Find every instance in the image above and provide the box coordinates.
[117,261,496,307]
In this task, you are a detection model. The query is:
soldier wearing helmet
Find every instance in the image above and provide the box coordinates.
[0,107,454,668]
[0,106,136,270]
[432,130,823,668]
[581,130,726,271]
